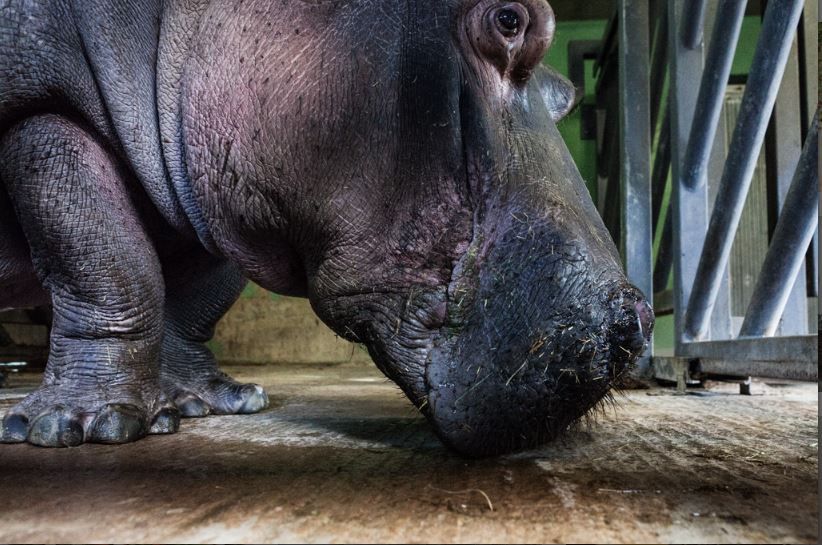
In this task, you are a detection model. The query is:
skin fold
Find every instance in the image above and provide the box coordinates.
[0,0,653,455]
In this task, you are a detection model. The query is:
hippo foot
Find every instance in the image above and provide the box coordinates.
[161,371,269,418]
[0,384,179,447]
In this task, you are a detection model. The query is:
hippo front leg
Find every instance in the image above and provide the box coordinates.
[159,250,268,417]
[0,115,178,446]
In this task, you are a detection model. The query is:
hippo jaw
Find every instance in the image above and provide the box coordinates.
[312,289,448,410]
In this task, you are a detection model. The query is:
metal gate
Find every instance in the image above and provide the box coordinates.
[613,0,818,384]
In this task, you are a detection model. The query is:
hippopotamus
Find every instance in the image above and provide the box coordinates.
[0,0,653,456]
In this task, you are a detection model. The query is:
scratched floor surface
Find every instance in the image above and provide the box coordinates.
[0,364,817,544]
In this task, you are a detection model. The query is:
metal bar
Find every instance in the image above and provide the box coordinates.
[619,0,653,373]
[680,0,747,191]
[653,205,673,292]
[796,6,817,138]
[739,112,819,337]
[679,0,709,49]
[649,0,669,133]
[813,237,820,301]
[797,4,819,298]
[679,334,817,362]
[651,109,671,233]
[683,0,805,341]
[668,0,709,349]
[705,76,734,340]
[764,35,808,334]
[594,13,618,77]
[696,357,817,381]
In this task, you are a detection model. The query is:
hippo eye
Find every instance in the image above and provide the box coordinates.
[496,8,521,37]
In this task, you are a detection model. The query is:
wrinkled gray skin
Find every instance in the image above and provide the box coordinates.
[0,0,653,456]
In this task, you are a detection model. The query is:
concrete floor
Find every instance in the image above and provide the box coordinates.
[0,364,817,544]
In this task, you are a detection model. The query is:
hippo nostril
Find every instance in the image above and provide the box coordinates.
[607,288,654,358]
[634,300,654,343]
[623,315,647,355]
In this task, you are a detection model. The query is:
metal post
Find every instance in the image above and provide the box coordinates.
[619,0,653,373]
[680,0,709,49]
[797,5,818,137]
[680,0,747,191]
[739,112,819,337]
[668,0,709,350]
[705,51,734,341]
[797,4,819,298]
[765,35,808,334]
[683,0,805,341]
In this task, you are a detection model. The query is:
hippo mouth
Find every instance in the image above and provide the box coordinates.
[422,296,649,456]
[319,284,649,459]
[312,287,449,411]
[315,231,651,458]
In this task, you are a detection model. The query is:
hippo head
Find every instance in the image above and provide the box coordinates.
[185,0,653,456]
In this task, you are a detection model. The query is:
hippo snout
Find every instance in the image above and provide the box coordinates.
[421,236,655,457]
[425,283,654,457]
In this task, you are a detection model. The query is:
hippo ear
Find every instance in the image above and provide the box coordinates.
[533,64,580,122]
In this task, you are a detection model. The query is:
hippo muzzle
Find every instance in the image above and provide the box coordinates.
[424,212,653,457]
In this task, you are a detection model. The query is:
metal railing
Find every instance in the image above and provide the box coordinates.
[682,0,808,341]
[616,0,819,383]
